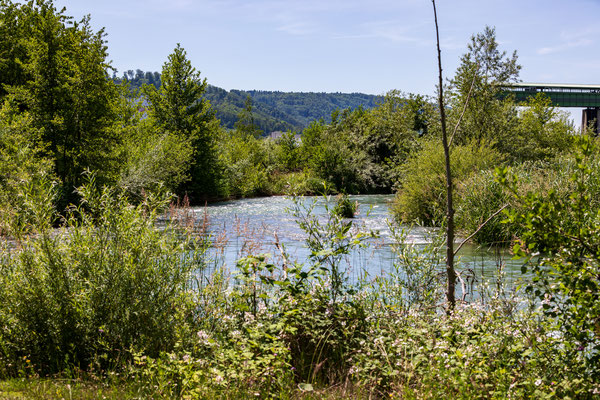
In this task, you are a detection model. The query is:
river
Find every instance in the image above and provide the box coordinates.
[194,194,528,296]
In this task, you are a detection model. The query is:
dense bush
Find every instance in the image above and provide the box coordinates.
[392,138,504,225]
[0,106,54,238]
[507,93,575,163]
[501,135,600,377]
[118,118,195,199]
[217,130,272,198]
[0,177,207,375]
[267,171,330,196]
[299,92,426,195]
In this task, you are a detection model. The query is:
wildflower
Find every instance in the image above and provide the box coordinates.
[244,312,255,322]
[535,379,542,386]
[197,330,210,344]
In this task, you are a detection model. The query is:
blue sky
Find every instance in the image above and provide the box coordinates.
[54,0,600,98]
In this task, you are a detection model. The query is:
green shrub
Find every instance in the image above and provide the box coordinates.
[118,119,195,199]
[392,139,504,225]
[455,155,582,245]
[275,131,302,172]
[267,171,330,196]
[501,135,600,377]
[332,194,357,218]
[507,93,576,163]
[218,131,272,198]
[0,177,207,375]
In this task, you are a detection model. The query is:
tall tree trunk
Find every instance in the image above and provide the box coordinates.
[432,0,456,311]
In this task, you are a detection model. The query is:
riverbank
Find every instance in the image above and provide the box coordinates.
[1,179,598,398]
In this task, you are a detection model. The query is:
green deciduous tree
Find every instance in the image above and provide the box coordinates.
[0,0,31,97]
[218,130,271,198]
[235,95,263,138]
[449,26,520,149]
[275,131,301,172]
[0,0,120,203]
[299,91,426,194]
[0,103,54,238]
[118,118,195,199]
[511,93,575,162]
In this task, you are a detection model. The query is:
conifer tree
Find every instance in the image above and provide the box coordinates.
[143,44,221,200]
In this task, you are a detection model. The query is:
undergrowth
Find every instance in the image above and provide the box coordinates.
[0,178,598,399]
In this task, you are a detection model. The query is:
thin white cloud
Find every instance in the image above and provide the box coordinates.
[440,37,465,51]
[370,23,424,43]
[334,20,431,46]
[537,38,593,55]
[197,0,427,38]
[537,25,598,55]
[149,0,194,11]
[276,21,318,36]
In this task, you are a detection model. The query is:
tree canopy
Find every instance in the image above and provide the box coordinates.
[0,0,120,204]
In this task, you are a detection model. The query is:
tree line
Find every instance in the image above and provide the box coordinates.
[0,0,579,234]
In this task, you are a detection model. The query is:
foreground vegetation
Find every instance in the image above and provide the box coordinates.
[1,0,598,398]
[1,160,599,398]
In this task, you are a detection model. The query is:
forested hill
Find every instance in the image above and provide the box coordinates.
[205,87,383,133]
[114,70,383,133]
[203,86,299,133]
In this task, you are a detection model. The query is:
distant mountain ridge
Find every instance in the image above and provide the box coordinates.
[114,70,383,133]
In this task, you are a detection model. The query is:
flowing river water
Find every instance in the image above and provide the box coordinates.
[193,194,528,295]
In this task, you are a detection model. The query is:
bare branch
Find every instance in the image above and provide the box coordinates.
[455,269,468,302]
[273,232,289,280]
[454,204,509,256]
[449,67,478,147]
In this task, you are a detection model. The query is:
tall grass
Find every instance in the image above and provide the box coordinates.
[455,154,593,245]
